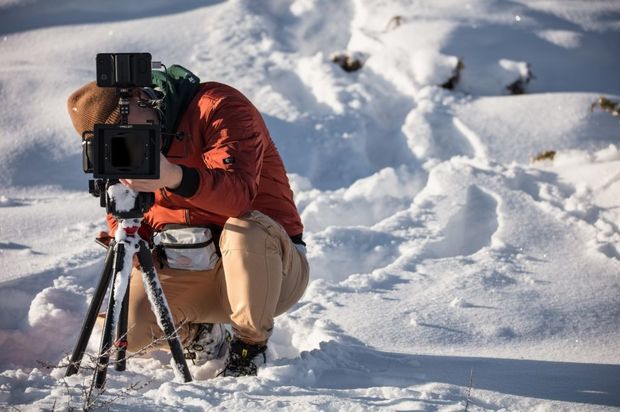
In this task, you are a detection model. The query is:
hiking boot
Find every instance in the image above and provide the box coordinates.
[184,323,230,366]
[219,337,267,377]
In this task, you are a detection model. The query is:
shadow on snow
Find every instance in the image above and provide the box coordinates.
[0,0,225,36]
[282,340,620,408]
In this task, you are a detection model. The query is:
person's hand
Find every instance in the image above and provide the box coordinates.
[119,153,182,193]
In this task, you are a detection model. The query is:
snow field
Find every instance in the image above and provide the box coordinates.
[1,0,620,410]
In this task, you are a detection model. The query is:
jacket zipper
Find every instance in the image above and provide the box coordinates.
[184,209,191,225]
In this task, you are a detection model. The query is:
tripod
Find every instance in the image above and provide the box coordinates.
[65,183,192,388]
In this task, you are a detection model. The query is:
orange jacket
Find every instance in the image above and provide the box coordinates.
[107,82,303,240]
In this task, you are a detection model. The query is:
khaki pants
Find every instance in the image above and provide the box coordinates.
[126,211,309,352]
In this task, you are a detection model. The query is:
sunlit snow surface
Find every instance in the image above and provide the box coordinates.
[1,0,620,410]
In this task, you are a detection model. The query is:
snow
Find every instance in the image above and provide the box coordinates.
[536,30,583,49]
[1,0,620,410]
[108,185,138,213]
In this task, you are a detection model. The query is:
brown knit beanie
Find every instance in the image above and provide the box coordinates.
[66,82,139,137]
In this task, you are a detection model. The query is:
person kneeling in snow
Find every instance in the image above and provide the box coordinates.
[66,65,309,377]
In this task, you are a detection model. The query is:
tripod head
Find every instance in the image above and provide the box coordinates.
[88,179,154,219]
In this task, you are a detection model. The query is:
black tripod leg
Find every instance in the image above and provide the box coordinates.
[95,243,126,388]
[137,242,192,383]
[115,279,130,372]
[65,244,115,377]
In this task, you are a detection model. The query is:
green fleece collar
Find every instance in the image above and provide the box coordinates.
[151,64,201,134]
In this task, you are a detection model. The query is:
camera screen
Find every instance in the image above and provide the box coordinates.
[96,53,152,88]
[110,134,146,169]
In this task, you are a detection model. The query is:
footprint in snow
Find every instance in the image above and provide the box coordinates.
[424,185,500,258]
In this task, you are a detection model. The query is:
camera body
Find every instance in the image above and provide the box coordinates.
[82,53,160,180]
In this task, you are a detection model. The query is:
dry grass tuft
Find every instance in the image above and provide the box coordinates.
[531,150,556,163]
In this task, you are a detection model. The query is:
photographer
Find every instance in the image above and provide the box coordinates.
[67,66,309,377]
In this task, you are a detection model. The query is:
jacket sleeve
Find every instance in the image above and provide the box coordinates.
[106,213,118,236]
[161,94,265,217]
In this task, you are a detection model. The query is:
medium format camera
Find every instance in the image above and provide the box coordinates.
[82,53,160,180]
